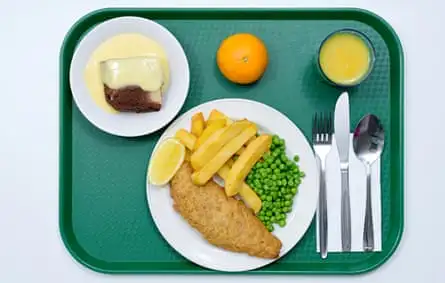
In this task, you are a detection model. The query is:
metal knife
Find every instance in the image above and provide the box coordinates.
[334,91,351,252]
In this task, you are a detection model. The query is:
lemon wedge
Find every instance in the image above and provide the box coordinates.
[148,138,186,185]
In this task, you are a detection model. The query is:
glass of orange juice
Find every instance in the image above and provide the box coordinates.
[317,29,375,87]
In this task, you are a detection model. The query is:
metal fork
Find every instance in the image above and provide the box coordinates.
[313,112,333,259]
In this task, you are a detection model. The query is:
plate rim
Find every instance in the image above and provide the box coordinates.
[69,16,190,137]
[146,98,318,272]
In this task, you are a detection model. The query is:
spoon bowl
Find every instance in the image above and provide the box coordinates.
[353,114,385,165]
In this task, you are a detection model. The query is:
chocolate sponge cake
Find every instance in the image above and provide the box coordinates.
[100,56,166,113]
[104,85,162,113]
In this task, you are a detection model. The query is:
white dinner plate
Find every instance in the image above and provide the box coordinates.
[146,99,318,272]
[69,16,190,137]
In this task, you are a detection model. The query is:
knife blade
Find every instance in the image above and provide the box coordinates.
[334,91,351,252]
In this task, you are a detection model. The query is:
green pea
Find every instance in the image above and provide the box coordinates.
[270,216,276,223]
[294,155,300,162]
[279,164,286,170]
[278,192,282,197]
[259,215,265,221]
[274,168,280,174]
[265,168,272,174]
[266,211,273,217]
[299,172,306,178]
[278,219,286,227]
[272,151,280,157]
[272,175,277,180]
[288,180,295,186]
[284,200,291,206]
[258,189,264,195]
[285,194,293,200]
[264,216,270,221]
[275,159,282,166]
[266,196,272,202]
[276,180,282,186]
[271,164,277,170]
[267,225,274,232]
[291,188,298,194]
[282,179,287,186]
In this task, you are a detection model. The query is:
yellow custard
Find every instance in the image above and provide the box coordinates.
[84,33,170,113]
[319,31,373,86]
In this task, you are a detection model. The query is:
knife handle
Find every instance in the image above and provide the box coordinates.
[341,167,351,252]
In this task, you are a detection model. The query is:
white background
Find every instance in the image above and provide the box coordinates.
[1,0,443,282]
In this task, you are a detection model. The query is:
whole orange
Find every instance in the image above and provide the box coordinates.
[216,33,268,84]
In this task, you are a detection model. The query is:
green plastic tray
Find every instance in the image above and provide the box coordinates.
[59,8,404,274]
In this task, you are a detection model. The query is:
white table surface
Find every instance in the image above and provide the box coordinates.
[1,0,444,282]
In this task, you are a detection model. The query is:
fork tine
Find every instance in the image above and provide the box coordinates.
[324,112,328,142]
[324,112,328,143]
[322,112,328,143]
[328,112,334,143]
[312,113,317,142]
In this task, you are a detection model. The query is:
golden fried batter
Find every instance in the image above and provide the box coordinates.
[170,163,282,258]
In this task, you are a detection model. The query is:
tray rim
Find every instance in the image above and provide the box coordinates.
[59,7,405,275]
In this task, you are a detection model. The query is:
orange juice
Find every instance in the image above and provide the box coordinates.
[318,30,374,86]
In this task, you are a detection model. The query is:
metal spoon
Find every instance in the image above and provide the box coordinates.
[352,114,384,252]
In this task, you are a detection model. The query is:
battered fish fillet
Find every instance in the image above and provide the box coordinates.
[170,163,282,258]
